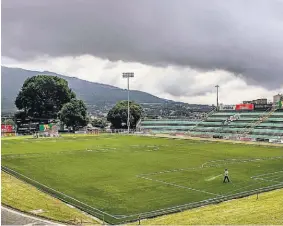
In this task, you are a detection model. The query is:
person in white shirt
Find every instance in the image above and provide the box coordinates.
[223,169,230,183]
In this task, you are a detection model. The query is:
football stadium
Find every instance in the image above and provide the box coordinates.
[2,2,283,225]
[2,97,283,224]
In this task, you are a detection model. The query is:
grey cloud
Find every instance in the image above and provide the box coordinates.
[2,0,283,89]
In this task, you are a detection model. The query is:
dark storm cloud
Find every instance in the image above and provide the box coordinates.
[2,0,283,89]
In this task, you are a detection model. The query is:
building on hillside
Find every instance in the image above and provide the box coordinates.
[273,94,282,104]
[253,98,268,104]
[243,98,268,105]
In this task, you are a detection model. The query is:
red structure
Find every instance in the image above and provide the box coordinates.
[235,103,254,111]
[1,124,15,137]
[1,125,13,132]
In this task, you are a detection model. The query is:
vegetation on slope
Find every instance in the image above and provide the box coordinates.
[141,189,283,225]
[1,66,169,112]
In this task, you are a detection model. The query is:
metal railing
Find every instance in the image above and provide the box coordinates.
[238,107,278,137]
[186,108,217,133]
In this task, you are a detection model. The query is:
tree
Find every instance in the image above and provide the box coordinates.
[15,75,76,119]
[59,99,88,131]
[1,118,15,126]
[91,118,107,129]
[107,101,143,129]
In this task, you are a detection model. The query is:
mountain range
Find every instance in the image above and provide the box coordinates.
[1,66,175,113]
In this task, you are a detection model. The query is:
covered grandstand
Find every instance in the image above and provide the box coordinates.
[140,102,283,143]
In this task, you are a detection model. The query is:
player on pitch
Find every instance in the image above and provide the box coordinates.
[223,168,230,183]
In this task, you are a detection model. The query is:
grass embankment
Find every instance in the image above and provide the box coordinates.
[141,189,283,225]
[1,172,100,225]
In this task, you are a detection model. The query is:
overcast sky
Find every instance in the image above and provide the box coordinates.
[2,0,283,104]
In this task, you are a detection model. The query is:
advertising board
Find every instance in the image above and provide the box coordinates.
[254,104,273,110]
[256,138,269,142]
[269,139,282,143]
[75,131,87,134]
[39,124,53,131]
[2,133,16,137]
[1,125,13,133]
[199,134,211,138]
[220,105,236,111]
[17,122,38,134]
[235,103,254,111]
[240,137,252,141]
[175,133,185,136]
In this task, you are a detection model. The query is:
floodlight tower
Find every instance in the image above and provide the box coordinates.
[215,85,219,111]
[122,72,134,133]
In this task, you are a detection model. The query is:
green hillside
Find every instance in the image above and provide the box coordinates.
[1,66,172,112]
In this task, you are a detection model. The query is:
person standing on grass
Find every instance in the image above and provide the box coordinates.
[223,168,230,183]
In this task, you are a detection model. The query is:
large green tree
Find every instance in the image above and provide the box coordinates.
[107,101,143,129]
[15,75,76,119]
[59,99,88,131]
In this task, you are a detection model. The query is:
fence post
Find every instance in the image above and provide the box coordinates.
[256,193,259,200]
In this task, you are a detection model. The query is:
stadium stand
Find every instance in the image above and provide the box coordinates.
[139,109,216,134]
[139,104,283,143]
[189,109,283,140]
[140,119,199,134]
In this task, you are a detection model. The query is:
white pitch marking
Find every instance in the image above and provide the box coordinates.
[138,176,220,196]
[2,167,117,219]
[253,177,283,184]
[251,170,283,179]
[205,174,222,181]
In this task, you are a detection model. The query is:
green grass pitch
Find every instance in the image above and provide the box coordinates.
[2,135,283,224]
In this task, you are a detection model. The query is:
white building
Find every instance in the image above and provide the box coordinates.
[273,94,282,104]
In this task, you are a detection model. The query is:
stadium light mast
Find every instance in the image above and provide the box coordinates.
[215,85,219,111]
[122,72,134,133]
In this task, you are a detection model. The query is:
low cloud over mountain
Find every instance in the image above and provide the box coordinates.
[2,0,283,102]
